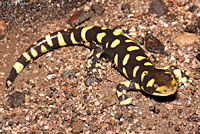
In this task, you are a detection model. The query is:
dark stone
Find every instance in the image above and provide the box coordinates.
[91,4,105,15]
[196,54,200,61]
[187,5,198,13]
[149,106,156,112]
[115,113,123,120]
[185,25,197,33]
[121,4,130,13]
[166,14,177,22]
[62,69,76,79]
[135,36,144,46]
[84,77,95,86]
[149,0,168,17]
[168,121,173,127]
[8,91,25,108]
[145,33,165,54]
[69,10,91,27]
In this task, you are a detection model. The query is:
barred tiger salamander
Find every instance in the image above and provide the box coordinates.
[6,26,193,105]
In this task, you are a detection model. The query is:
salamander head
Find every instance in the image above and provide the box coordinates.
[143,70,178,96]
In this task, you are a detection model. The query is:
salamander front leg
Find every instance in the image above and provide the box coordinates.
[117,80,139,105]
[86,46,104,79]
[167,66,196,86]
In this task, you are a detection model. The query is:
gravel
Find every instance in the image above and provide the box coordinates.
[0,0,199,133]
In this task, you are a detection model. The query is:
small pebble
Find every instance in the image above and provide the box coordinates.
[90,125,98,132]
[196,53,200,61]
[174,126,181,132]
[47,74,56,79]
[91,4,105,15]
[62,70,76,79]
[0,20,6,32]
[115,113,123,120]
[135,36,144,46]
[71,120,83,134]
[178,109,183,114]
[0,20,6,40]
[121,3,130,13]
[166,14,177,22]
[172,0,189,7]
[84,77,95,86]
[168,121,173,127]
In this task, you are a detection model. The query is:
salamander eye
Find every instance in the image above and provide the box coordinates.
[164,88,169,92]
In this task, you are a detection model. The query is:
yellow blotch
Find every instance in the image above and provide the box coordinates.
[114,54,118,67]
[30,48,38,57]
[81,26,93,42]
[125,39,134,43]
[57,32,67,46]
[22,52,31,61]
[113,31,122,36]
[133,66,139,77]
[45,34,53,47]
[97,32,106,43]
[101,27,107,30]
[113,29,122,34]
[33,41,37,45]
[110,39,120,48]
[135,83,140,90]
[6,80,12,87]
[41,45,48,53]
[155,65,170,70]
[88,49,94,57]
[120,81,131,87]
[64,28,68,31]
[146,78,155,87]
[116,90,123,97]
[164,71,170,74]
[120,98,132,105]
[122,90,127,94]
[96,52,102,58]
[70,32,79,44]
[13,62,24,74]
[84,42,90,47]
[173,69,182,79]
[122,54,130,66]
[141,71,148,82]
[105,42,109,48]
[144,62,152,66]
[136,56,146,61]
[122,67,128,78]
[127,46,140,51]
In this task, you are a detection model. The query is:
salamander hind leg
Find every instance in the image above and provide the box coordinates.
[116,80,140,105]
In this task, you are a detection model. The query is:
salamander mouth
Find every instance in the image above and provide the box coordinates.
[152,87,177,96]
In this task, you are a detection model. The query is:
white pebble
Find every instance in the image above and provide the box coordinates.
[170,56,176,61]
[0,108,4,112]
[47,74,56,79]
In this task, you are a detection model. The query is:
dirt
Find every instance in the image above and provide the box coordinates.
[0,0,200,133]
